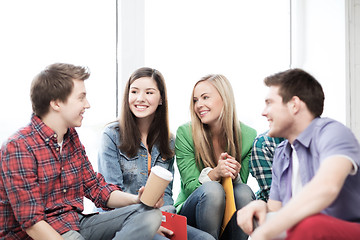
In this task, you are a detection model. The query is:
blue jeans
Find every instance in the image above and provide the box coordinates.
[61,204,161,240]
[154,205,215,240]
[153,225,215,240]
[179,181,255,240]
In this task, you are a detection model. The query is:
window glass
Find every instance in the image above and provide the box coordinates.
[144,0,290,197]
[0,1,116,213]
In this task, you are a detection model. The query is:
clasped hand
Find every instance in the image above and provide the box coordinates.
[215,152,241,180]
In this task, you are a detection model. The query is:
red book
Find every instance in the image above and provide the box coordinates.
[161,211,187,240]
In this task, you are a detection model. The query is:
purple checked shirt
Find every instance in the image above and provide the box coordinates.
[269,117,360,222]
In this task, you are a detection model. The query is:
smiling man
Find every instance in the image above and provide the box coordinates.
[237,69,360,239]
[0,63,162,240]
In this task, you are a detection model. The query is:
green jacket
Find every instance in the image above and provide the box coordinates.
[174,122,257,212]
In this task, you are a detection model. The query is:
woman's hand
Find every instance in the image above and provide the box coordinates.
[137,187,164,208]
[222,153,241,180]
[154,193,165,208]
[209,152,241,181]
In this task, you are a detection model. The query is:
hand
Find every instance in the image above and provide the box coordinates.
[154,193,165,209]
[250,228,272,240]
[215,153,241,180]
[137,186,145,203]
[156,226,174,238]
[222,153,241,180]
[237,200,267,235]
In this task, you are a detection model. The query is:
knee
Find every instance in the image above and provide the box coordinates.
[234,184,255,208]
[200,182,225,207]
[140,208,162,230]
[287,214,326,239]
[201,182,225,198]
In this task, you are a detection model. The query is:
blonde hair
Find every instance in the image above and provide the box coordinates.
[190,74,242,168]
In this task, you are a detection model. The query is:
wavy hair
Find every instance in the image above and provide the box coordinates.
[190,74,242,168]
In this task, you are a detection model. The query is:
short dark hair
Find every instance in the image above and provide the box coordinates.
[30,63,90,117]
[264,68,324,117]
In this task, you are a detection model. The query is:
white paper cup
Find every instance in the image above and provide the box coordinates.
[140,166,173,207]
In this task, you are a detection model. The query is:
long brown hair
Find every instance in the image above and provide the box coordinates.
[190,74,242,168]
[119,67,173,159]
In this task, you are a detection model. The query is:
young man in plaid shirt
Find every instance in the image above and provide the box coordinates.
[250,132,284,202]
[0,63,163,240]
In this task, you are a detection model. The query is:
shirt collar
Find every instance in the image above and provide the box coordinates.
[293,117,320,148]
[31,114,61,145]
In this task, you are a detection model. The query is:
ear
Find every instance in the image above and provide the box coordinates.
[50,99,61,112]
[288,96,301,114]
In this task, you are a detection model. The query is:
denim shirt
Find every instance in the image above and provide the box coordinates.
[97,121,175,207]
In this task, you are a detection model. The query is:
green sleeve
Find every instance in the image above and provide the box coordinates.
[175,123,202,197]
[239,122,257,183]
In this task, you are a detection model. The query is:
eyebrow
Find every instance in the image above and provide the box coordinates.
[130,87,158,91]
[194,92,209,98]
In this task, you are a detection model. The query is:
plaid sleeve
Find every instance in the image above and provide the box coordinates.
[1,140,45,229]
[80,146,120,210]
[250,135,278,202]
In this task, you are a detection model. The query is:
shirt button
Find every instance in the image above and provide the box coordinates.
[63,189,67,193]
[56,147,60,151]
[62,167,64,170]
[53,134,57,138]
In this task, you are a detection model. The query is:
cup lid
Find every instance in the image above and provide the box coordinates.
[151,166,173,181]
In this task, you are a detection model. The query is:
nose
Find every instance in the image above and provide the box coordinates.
[261,106,268,117]
[195,98,204,108]
[136,92,145,102]
[85,98,90,109]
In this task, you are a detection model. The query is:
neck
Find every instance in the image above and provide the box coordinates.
[137,116,154,149]
[41,113,68,143]
[210,122,222,138]
[287,114,315,144]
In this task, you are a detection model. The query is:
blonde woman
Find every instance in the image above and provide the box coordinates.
[175,74,256,240]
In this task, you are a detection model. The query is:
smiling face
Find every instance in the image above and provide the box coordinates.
[262,86,294,138]
[58,79,90,128]
[128,77,161,122]
[193,81,224,128]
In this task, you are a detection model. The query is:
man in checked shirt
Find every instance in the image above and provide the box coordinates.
[250,131,284,202]
[0,63,163,240]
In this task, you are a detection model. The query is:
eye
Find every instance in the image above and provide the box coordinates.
[203,96,209,100]
[193,98,198,103]
[146,91,154,95]
[130,90,137,94]
[79,94,86,101]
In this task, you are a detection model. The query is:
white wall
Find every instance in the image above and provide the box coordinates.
[291,0,346,124]
[346,0,360,140]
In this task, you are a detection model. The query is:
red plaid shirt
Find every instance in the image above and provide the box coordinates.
[0,115,119,239]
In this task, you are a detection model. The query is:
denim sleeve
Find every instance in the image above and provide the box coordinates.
[97,126,124,189]
[163,156,175,206]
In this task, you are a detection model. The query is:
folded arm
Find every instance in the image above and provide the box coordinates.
[251,156,354,240]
